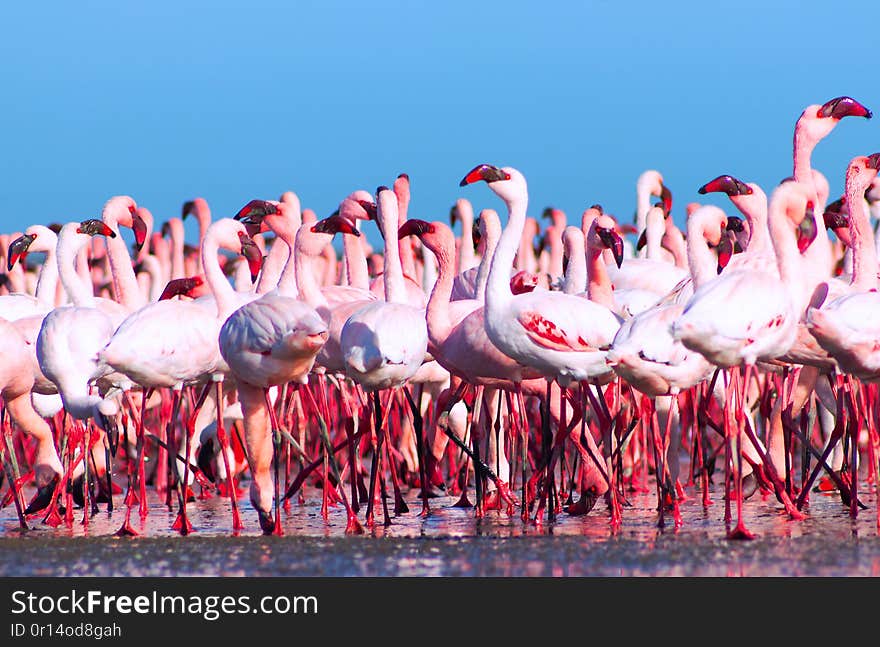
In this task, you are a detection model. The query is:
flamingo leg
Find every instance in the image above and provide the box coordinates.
[263,388,284,537]
[214,380,242,534]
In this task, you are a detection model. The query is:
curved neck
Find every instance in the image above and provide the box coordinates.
[847,177,879,291]
[424,236,455,349]
[733,194,771,255]
[687,223,720,290]
[34,244,59,307]
[201,235,238,319]
[487,192,527,313]
[104,218,144,311]
[257,239,290,295]
[768,195,806,310]
[57,228,96,307]
[663,223,688,269]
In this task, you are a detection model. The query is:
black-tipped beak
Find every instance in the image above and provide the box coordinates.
[7,233,36,271]
[182,200,195,219]
[818,96,872,120]
[77,219,117,238]
[659,184,672,216]
[459,164,511,186]
[238,232,263,282]
[312,215,361,237]
[635,228,648,251]
[398,219,434,239]
[234,199,279,225]
[726,216,744,232]
[598,227,624,268]
[797,204,818,253]
[132,212,148,251]
[699,175,753,196]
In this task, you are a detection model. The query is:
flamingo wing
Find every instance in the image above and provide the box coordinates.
[517,311,598,353]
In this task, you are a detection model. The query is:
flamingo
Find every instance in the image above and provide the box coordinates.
[99,218,263,535]
[460,164,623,523]
[219,217,333,535]
[341,186,429,523]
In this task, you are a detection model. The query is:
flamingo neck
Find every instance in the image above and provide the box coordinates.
[201,236,237,319]
[294,245,327,307]
[34,243,59,307]
[793,125,833,275]
[563,236,587,296]
[768,197,806,311]
[57,229,96,308]
[548,228,564,279]
[475,228,499,303]
[663,223,688,269]
[586,244,613,308]
[487,191,527,314]
[343,226,370,291]
[424,237,455,349]
[379,206,406,304]
[170,220,185,280]
[257,239,290,295]
[636,188,651,237]
[687,223,720,290]
[458,206,476,272]
[104,219,144,311]
[733,195,771,256]
[847,176,879,291]
[195,204,211,273]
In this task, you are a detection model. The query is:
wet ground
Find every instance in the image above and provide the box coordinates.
[2,482,879,576]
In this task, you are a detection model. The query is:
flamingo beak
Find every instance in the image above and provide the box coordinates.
[7,233,36,271]
[449,204,459,226]
[311,215,361,237]
[796,204,818,253]
[635,228,648,252]
[541,207,555,220]
[459,164,511,186]
[356,200,378,219]
[397,219,434,239]
[818,96,872,120]
[867,153,880,171]
[717,235,733,274]
[77,219,117,238]
[182,200,195,219]
[659,183,672,216]
[726,216,744,232]
[234,199,279,225]
[698,175,753,196]
[132,212,148,251]
[159,276,205,300]
[598,227,625,268]
[238,232,264,282]
[472,219,482,248]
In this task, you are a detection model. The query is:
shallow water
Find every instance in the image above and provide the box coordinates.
[1,481,879,576]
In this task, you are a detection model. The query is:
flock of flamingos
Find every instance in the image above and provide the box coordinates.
[1,95,880,541]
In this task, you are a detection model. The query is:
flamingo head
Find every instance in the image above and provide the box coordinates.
[394,173,411,211]
[237,231,263,282]
[7,233,36,271]
[234,199,280,236]
[699,175,753,197]
[158,275,205,301]
[716,231,738,274]
[77,219,116,238]
[848,154,880,187]
[725,215,744,232]
[460,164,525,205]
[594,219,625,269]
[182,197,209,221]
[823,196,851,247]
[799,97,872,143]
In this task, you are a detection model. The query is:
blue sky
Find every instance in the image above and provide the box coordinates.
[1,2,877,250]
